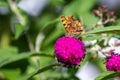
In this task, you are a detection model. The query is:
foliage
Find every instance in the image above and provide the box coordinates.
[0,0,120,80]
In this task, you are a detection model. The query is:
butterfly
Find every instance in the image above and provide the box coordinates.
[61,16,84,36]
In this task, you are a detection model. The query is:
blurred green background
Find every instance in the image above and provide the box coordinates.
[0,0,120,80]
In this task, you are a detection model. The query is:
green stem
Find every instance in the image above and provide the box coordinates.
[19,63,61,80]
[34,63,61,76]
[7,0,25,25]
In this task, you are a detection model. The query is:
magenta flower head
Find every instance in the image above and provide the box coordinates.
[54,37,86,66]
[106,52,120,72]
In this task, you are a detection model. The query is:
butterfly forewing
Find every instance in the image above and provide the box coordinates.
[61,16,84,36]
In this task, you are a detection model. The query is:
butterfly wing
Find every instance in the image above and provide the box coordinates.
[61,16,84,36]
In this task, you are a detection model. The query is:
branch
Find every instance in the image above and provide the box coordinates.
[7,0,25,25]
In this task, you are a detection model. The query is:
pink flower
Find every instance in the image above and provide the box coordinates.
[106,52,120,72]
[54,37,86,66]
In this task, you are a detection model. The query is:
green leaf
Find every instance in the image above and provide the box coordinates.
[62,0,96,15]
[0,1,8,7]
[14,23,24,39]
[82,13,98,28]
[41,18,59,32]
[95,71,120,80]
[0,46,18,56]
[0,69,21,80]
[42,23,64,47]
[0,52,53,68]
[19,63,60,80]
[82,34,102,41]
[86,26,120,34]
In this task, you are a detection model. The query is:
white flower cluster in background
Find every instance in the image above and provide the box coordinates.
[89,37,120,59]
[84,40,97,47]
[77,37,120,80]
[103,37,120,55]
[108,38,120,55]
[108,37,120,47]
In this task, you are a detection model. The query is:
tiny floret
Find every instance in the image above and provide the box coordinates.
[54,37,85,66]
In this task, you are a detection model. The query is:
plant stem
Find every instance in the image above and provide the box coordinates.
[25,32,34,51]
[7,0,25,25]
[19,63,61,80]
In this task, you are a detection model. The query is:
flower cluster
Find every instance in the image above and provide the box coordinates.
[92,6,116,28]
[106,52,120,72]
[54,37,85,66]
[93,6,116,23]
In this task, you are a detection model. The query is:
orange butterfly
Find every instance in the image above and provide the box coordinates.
[61,16,84,36]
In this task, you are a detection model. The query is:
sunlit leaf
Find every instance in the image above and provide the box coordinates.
[82,34,102,41]
[86,26,120,34]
